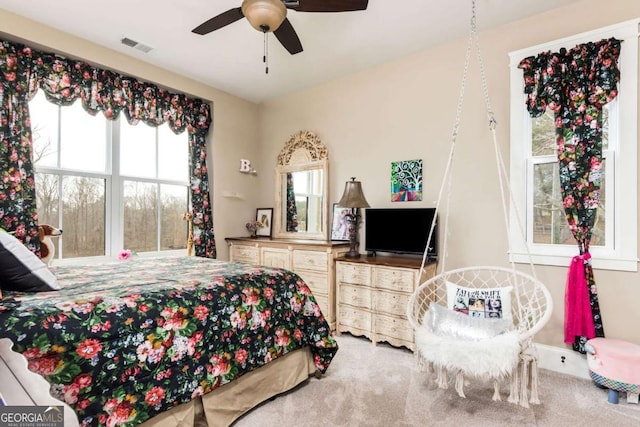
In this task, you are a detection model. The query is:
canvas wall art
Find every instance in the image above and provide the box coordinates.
[391,159,423,202]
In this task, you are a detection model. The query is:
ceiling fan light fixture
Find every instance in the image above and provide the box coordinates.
[241,0,287,33]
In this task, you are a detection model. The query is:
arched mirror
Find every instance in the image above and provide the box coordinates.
[274,131,329,240]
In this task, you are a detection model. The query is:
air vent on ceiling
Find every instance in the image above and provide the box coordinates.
[120,37,153,53]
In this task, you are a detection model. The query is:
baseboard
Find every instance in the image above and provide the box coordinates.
[534,343,591,380]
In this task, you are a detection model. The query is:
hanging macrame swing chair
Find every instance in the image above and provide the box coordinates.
[406,0,552,407]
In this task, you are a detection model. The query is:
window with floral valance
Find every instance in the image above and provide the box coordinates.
[509,19,639,355]
[0,39,216,258]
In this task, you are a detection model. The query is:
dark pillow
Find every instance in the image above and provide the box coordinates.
[0,229,59,292]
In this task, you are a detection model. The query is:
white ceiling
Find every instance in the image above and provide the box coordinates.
[0,0,579,104]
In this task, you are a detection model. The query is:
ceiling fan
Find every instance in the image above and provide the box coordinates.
[191,0,369,55]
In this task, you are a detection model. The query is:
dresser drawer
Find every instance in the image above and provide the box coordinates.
[339,283,371,308]
[374,290,411,317]
[374,315,413,342]
[373,267,416,293]
[293,250,329,272]
[261,247,290,269]
[339,306,372,331]
[297,270,328,297]
[230,245,258,264]
[337,262,371,285]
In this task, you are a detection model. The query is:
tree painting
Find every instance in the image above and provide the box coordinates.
[391,159,423,202]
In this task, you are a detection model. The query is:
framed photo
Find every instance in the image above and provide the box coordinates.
[256,208,273,237]
[331,203,351,241]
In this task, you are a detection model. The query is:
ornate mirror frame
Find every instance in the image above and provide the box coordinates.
[274,130,329,240]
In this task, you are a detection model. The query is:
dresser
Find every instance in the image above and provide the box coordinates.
[336,256,436,351]
[226,237,349,330]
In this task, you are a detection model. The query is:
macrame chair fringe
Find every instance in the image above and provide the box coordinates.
[492,380,501,401]
[508,366,520,404]
[436,366,449,389]
[455,371,466,398]
[424,359,526,403]
[519,352,530,408]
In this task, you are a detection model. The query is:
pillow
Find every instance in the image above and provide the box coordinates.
[425,302,514,341]
[446,281,512,321]
[0,229,60,292]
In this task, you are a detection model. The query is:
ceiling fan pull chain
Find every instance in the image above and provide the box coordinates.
[263,30,269,74]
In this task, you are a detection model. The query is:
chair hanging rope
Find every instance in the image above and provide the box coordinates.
[417,0,536,280]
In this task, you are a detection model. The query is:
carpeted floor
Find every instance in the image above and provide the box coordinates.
[234,334,640,426]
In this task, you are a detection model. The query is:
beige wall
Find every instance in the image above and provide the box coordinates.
[2,0,639,349]
[258,0,640,347]
[0,9,260,261]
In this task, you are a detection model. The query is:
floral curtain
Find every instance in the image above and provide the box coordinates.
[0,40,216,258]
[285,172,298,232]
[518,38,621,352]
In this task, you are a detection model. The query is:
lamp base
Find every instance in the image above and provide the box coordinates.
[344,250,361,259]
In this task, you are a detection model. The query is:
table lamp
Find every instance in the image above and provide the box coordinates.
[337,177,370,258]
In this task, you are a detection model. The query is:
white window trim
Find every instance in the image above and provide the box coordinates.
[508,19,638,272]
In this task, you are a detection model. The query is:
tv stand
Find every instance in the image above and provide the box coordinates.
[335,256,436,351]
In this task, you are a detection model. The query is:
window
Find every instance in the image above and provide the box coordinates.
[508,20,638,271]
[31,91,189,260]
[292,169,323,233]
[530,106,610,247]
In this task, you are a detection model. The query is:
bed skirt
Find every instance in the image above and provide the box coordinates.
[141,347,316,427]
[0,339,315,427]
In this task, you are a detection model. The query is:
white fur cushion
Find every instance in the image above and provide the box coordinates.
[446,281,513,321]
[0,229,59,292]
[416,323,521,379]
[417,302,520,378]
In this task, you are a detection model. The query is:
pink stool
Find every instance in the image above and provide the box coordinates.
[585,338,640,404]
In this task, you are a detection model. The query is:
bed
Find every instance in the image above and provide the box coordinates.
[0,256,338,426]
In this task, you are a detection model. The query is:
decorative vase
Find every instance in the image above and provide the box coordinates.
[246,221,260,238]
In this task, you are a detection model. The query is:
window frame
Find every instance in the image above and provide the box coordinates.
[31,95,190,262]
[508,19,638,272]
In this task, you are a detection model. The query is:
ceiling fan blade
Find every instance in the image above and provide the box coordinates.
[287,0,368,12]
[192,7,244,35]
[273,18,303,55]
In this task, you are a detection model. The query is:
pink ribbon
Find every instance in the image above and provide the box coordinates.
[564,252,595,344]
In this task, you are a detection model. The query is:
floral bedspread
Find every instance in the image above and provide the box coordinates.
[0,257,338,426]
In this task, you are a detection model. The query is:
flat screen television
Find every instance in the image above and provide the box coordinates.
[364,208,438,259]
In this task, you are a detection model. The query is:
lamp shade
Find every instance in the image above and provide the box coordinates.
[241,0,287,32]
[338,177,370,208]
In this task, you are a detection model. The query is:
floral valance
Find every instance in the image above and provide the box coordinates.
[1,40,211,133]
[518,37,620,120]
